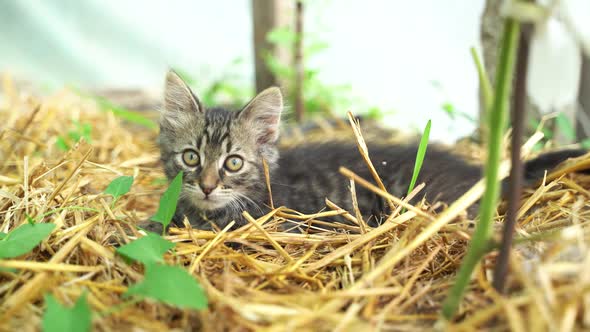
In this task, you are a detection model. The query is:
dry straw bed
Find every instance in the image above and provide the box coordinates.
[1,80,590,332]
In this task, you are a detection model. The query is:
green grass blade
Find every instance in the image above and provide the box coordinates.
[471,47,494,112]
[407,120,431,197]
[72,88,157,129]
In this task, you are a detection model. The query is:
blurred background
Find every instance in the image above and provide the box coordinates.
[0,0,588,144]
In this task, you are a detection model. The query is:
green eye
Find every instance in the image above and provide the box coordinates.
[182,149,199,166]
[224,155,244,172]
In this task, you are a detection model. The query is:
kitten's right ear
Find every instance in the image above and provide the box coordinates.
[164,70,202,113]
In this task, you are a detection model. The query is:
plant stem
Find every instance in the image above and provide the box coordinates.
[293,0,304,122]
[470,47,494,112]
[493,23,531,293]
[441,17,520,319]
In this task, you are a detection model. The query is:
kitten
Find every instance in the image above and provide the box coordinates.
[151,70,586,232]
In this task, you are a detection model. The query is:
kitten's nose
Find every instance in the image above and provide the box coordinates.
[201,185,215,195]
[200,166,220,196]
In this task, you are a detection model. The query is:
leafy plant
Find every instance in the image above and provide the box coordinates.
[55,120,93,151]
[42,293,91,332]
[72,88,157,129]
[0,223,55,259]
[104,175,134,203]
[116,233,175,265]
[125,263,208,310]
[150,171,183,234]
[264,26,391,121]
[440,102,477,123]
[174,58,252,108]
[555,113,576,141]
[442,16,520,319]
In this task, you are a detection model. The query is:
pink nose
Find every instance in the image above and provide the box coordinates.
[201,186,215,195]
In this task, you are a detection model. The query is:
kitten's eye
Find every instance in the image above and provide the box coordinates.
[182,149,200,166]
[224,155,244,172]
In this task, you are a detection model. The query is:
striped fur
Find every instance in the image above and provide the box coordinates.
[156,70,587,232]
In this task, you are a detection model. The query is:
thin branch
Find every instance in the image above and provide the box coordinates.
[493,23,532,293]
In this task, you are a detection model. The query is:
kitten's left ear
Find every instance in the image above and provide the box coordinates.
[239,87,283,144]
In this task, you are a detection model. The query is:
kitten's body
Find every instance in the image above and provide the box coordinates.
[155,71,586,232]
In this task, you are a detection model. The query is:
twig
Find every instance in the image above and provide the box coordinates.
[493,22,531,293]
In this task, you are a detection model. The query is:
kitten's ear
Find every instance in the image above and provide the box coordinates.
[239,87,283,144]
[164,70,202,113]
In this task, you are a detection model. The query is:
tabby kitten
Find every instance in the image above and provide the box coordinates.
[156,70,585,232]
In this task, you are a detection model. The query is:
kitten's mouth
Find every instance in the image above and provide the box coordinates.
[185,185,232,210]
[193,193,230,210]
[196,198,228,210]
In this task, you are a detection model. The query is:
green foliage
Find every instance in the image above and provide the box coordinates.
[407,120,431,196]
[42,293,92,332]
[174,59,252,108]
[264,26,391,120]
[266,27,296,46]
[555,113,576,141]
[73,88,157,129]
[125,263,208,310]
[116,233,175,265]
[470,47,493,112]
[442,18,520,319]
[529,112,588,151]
[116,221,207,310]
[0,232,6,240]
[104,176,134,202]
[0,223,55,259]
[151,171,183,234]
[55,120,93,151]
[440,102,477,123]
[55,136,69,151]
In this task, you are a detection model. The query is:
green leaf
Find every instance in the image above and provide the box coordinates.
[150,171,183,233]
[0,223,55,258]
[582,139,590,149]
[26,214,36,225]
[104,176,134,201]
[407,120,432,196]
[42,293,91,332]
[73,88,157,129]
[116,233,175,265]
[125,264,208,310]
[0,232,6,240]
[442,102,456,118]
[55,136,69,151]
[107,105,157,129]
[556,113,576,141]
[266,27,296,46]
[305,41,329,57]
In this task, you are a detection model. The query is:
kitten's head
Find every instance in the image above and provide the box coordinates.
[158,70,283,212]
